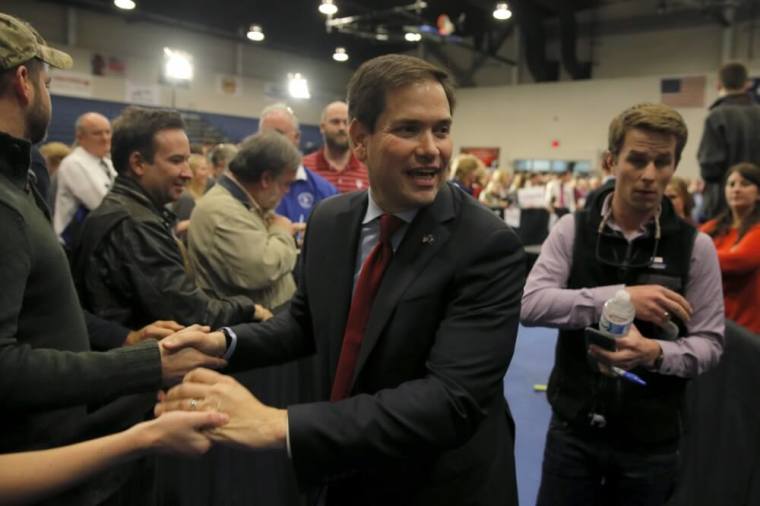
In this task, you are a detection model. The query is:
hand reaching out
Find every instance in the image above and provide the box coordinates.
[254,304,273,322]
[155,368,288,451]
[125,320,184,346]
[131,410,229,457]
[161,325,226,356]
[159,326,227,386]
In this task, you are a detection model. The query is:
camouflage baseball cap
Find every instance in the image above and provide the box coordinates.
[0,13,72,71]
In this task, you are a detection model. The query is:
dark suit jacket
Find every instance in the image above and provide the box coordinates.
[230,183,525,505]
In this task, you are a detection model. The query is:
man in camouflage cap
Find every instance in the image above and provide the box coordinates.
[0,12,226,505]
[0,13,72,143]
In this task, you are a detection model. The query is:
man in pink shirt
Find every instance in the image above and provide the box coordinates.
[522,102,724,506]
[302,101,369,193]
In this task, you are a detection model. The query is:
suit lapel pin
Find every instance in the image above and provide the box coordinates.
[422,234,435,245]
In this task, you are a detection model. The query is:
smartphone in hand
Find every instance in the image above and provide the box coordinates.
[584,326,617,352]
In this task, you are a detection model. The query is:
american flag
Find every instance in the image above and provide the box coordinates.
[660,76,706,108]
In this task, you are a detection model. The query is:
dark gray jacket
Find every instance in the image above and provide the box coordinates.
[698,92,760,183]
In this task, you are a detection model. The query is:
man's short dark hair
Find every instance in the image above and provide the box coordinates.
[111,106,185,174]
[0,58,42,96]
[346,54,456,132]
[228,131,301,184]
[719,62,748,91]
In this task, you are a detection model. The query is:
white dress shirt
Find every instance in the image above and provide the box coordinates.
[54,146,117,237]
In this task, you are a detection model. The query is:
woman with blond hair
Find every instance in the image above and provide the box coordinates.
[173,153,213,234]
[450,153,484,196]
[480,168,513,208]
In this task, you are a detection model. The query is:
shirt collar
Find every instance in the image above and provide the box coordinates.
[224,170,264,215]
[600,192,660,238]
[363,189,418,225]
[75,145,108,164]
[295,165,307,181]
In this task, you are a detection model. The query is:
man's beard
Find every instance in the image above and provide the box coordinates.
[325,132,350,152]
[26,89,49,145]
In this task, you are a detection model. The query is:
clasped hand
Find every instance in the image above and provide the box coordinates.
[159,325,228,386]
[155,368,288,451]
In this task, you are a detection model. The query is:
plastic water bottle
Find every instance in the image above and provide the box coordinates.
[599,289,636,338]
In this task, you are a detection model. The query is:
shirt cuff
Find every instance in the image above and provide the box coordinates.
[286,409,292,459]
[220,326,238,361]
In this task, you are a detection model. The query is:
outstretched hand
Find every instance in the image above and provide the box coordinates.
[161,325,226,356]
[159,326,227,386]
[131,410,229,456]
[155,368,288,451]
[125,320,185,346]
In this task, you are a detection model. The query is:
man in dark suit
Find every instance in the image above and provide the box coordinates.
[158,53,525,505]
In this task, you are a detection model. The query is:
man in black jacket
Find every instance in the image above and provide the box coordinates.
[74,106,270,329]
[158,54,524,506]
[698,61,760,220]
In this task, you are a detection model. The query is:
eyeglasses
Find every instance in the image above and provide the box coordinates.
[594,207,661,270]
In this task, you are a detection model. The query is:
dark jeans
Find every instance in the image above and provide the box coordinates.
[536,416,679,506]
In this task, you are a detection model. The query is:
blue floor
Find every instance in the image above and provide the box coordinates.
[504,325,558,506]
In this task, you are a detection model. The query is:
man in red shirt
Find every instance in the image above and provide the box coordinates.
[302,100,369,193]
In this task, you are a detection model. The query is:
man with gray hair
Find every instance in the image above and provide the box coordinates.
[54,111,116,248]
[208,142,238,180]
[188,130,301,311]
[259,103,337,228]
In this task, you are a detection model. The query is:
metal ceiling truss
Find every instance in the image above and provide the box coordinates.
[324,0,517,82]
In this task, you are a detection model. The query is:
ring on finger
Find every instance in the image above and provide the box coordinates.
[189,398,199,410]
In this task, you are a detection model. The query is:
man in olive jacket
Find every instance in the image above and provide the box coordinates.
[188,131,301,311]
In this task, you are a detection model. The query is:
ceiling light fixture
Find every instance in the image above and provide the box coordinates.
[404,31,422,42]
[114,0,136,10]
[288,73,311,99]
[319,0,338,16]
[493,2,512,21]
[246,24,265,42]
[332,47,349,62]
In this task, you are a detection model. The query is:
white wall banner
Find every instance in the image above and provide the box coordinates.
[125,82,160,106]
[517,186,547,209]
[50,70,93,97]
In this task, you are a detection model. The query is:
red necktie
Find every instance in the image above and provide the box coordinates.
[331,214,404,401]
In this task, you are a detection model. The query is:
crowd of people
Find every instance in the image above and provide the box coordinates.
[2,10,760,506]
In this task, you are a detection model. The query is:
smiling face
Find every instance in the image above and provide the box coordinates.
[350,79,452,213]
[135,128,192,205]
[609,128,677,223]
